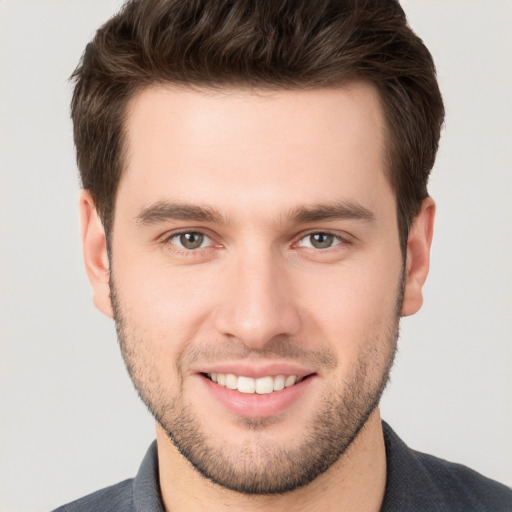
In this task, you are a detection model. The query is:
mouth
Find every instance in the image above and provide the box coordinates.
[197,364,318,418]
[202,372,312,395]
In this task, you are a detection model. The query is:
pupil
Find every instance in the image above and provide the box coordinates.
[180,232,203,249]
[312,233,333,248]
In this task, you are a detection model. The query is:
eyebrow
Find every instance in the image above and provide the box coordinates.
[288,202,375,224]
[135,201,225,225]
[135,200,374,226]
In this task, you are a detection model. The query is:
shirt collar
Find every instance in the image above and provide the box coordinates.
[380,421,446,512]
[132,441,165,512]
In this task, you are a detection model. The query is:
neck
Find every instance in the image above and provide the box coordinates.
[156,409,386,512]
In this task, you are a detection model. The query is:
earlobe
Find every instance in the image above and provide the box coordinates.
[79,190,114,318]
[401,197,435,317]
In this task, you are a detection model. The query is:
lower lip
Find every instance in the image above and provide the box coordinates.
[200,375,315,418]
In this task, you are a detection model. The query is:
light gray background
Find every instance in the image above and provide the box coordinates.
[1,1,511,510]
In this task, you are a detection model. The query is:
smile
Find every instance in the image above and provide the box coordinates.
[206,373,305,394]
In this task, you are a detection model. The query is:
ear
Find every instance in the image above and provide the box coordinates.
[401,197,435,317]
[79,190,114,318]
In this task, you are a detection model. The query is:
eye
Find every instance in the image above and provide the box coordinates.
[298,232,342,249]
[169,232,211,250]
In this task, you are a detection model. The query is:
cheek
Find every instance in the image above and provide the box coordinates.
[113,253,218,350]
[300,263,400,390]
[297,256,402,346]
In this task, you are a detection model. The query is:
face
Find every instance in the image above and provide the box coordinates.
[97,84,408,493]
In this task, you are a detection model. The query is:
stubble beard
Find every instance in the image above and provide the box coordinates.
[110,277,402,495]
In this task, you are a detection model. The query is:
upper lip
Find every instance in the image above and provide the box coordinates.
[195,362,316,379]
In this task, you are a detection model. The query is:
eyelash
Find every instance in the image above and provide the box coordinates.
[162,230,216,256]
[294,232,347,250]
[161,229,352,256]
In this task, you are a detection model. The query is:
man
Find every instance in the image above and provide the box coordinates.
[54,0,512,510]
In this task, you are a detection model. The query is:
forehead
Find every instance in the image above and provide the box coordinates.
[118,83,392,222]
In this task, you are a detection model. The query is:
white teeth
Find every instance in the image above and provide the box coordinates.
[255,376,274,394]
[285,375,297,387]
[273,375,285,391]
[206,373,304,394]
[237,376,255,394]
[225,373,238,390]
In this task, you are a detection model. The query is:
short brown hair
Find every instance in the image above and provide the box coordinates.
[71,0,444,251]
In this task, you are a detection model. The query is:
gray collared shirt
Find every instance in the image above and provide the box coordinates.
[53,422,512,511]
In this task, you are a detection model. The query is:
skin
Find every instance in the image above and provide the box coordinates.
[80,83,434,511]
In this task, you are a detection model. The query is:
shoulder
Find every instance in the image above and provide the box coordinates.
[413,449,512,510]
[51,479,134,512]
[52,441,163,512]
[382,422,512,511]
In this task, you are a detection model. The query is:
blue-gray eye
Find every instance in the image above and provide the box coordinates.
[300,233,339,249]
[175,232,205,249]
[310,233,334,248]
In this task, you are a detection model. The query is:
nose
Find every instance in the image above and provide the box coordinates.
[213,247,301,349]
